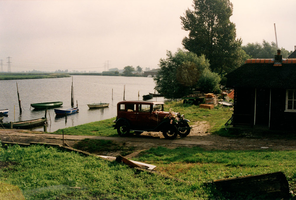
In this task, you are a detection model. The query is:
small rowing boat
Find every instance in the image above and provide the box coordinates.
[1,117,47,129]
[87,103,109,109]
[31,101,63,110]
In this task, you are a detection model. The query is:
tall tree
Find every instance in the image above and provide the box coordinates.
[242,40,292,58]
[181,0,243,75]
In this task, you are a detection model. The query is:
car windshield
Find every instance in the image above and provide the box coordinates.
[153,104,163,111]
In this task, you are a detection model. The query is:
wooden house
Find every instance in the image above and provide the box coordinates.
[288,47,296,58]
[226,50,296,131]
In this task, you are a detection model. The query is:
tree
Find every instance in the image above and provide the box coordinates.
[242,40,292,58]
[180,0,244,76]
[154,49,218,98]
[136,66,142,73]
[198,68,221,93]
[122,66,135,76]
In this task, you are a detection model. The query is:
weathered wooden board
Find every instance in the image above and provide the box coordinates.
[213,172,290,198]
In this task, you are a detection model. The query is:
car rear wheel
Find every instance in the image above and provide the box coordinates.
[177,121,190,137]
[162,126,178,139]
[117,121,130,136]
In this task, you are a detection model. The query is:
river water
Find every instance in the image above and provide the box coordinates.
[0,76,160,132]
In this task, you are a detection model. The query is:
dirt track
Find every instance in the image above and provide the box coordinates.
[1,121,296,158]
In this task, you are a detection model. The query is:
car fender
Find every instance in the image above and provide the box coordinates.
[115,118,130,127]
[182,119,190,123]
[155,118,171,131]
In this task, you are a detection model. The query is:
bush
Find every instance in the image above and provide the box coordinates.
[198,68,221,93]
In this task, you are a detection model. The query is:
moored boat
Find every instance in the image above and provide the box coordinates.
[54,107,79,116]
[31,101,63,110]
[149,92,163,97]
[1,117,47,129]
[143,94,153,101]
[0,109,9,116]
[87,103,109,109]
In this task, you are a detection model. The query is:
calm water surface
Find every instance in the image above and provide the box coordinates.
[0,76,159,132]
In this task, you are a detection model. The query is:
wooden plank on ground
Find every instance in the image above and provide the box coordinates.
[116,155,156,170]
[213,172,290,198]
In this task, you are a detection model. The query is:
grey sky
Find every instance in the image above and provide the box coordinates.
[1,0,296,72]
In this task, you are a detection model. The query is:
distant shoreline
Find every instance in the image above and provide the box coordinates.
[0,72,147,80]
[0,72,70,80]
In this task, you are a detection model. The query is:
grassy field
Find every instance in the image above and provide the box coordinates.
[0,73,70,80]
[1,102,296,199]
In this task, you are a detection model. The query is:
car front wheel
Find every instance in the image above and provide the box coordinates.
[177,121,190,137]
[117,121,130,136]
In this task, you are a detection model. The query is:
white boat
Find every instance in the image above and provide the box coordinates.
[0,108,9,116]
[87,103,109,109]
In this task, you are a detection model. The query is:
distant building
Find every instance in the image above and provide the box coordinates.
[109,68,119,71]
[143,69,159,77]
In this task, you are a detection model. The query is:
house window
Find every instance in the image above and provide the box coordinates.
[286,90,296,112]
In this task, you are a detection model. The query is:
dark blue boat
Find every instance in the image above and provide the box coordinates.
[55,77,79,116]
[54,107,79,116]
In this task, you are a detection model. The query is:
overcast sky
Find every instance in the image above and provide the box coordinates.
[1,0,296,72]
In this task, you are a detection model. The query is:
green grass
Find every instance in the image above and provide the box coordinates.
[2,102,295,199]
[74,139,136,156]
[164,101,232,133]
[1,144,296,199]
[53,117,117,136]
[0,145,208,199]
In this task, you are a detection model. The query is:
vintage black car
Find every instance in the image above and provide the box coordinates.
[113,100,191,139]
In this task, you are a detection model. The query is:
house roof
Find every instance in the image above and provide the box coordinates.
[226,59,296,88]
[288,50,296,58]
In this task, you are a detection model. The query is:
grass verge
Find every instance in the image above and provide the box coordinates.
[53,117,117,136]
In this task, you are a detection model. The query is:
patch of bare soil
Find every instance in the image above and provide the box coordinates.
[1,122,296,158]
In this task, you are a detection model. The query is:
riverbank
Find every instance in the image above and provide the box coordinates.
[0,72,70,80]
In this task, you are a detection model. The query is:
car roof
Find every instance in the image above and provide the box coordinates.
[117,100,164,105]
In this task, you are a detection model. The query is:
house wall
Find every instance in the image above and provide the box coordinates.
[233,88,255,126]
[270,89,296,131]
[234,88,296,131]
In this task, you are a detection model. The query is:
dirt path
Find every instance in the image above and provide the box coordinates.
[1,121,296,158]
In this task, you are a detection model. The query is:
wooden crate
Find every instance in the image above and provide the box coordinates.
[199,104,214,109]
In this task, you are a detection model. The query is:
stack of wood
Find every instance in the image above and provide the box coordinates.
[199,93,217,109]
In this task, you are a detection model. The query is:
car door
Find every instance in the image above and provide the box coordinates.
[135,103,152,129]
[122,103,137,127]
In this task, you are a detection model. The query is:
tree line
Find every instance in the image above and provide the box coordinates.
[154,0,293,99]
